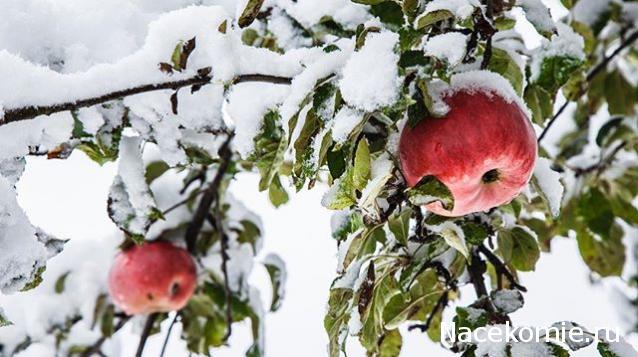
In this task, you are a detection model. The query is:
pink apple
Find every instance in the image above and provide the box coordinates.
[399,89,537,217]
[108,240,197,315]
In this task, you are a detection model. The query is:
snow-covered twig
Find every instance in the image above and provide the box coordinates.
[1,74,292,125]
[538,29,638,143]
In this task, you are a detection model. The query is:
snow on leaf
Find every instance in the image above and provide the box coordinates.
[0,176,48,294]
[107,136,158,239]
[533,157,564,217]
[491,289,524,314]
[332,107,366,144]
[424,32,468,66]
[510,341,553,357]
[530,23,585,93]
[418,0,478,29]
[550,321,594,351]
[263,253,287,312]
[339,31,401,112]
[517,0,557,36]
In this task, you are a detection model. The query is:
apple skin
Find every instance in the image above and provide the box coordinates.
[108,241,197,315]
[399,89,537,217]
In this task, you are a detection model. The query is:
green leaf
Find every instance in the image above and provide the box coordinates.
[406,175,455,211]
[576,224,625,277]
[100,304,115,337]
[524,85,554,125]
[534,55,584,95]
[263,254,286,312]
[237,220,262,253]
[324,288,353,357]
[323,168,357,210]
[268,175,289,208]
[323,44,341,53]
[547,342,571,357]
[369,2,404,29]
[434,222,469,259]
[353,139,371,191]
[250,110,287,191]
[576,187,614,239]
[388,208,412,246]
[379,329,403,357]
[605,70,637,116]
[54,271,70,294]
[609,195,638,226]
[145,161,170,185]
[0,309,12,327]
[360,272,401,353]
[499,227,540,272]
[341,225,384,270]
[453,306,488,331]
[488,48,524,95]
[460,221,489,245]
[415,10,454,30]
[20,266,45,292]
[597,342,621,357]
[238,0,265,28]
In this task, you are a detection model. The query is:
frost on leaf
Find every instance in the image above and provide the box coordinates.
[108,136,158,239]
[0,176,48,294]
[533,157,564,217]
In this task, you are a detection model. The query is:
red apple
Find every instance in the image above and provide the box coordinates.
[108,240,197,315]
[399,89,537,217]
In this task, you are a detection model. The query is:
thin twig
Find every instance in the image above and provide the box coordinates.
[408,291,449,332]
[537,30,638,143]
[207,210,234,341]
[478,245,527,292]
[81,316,131,357]
[1,73,292,125]
[574,140,628,178]
[159,313,179,357]
[135,313,159,357]
[184,133,234,254]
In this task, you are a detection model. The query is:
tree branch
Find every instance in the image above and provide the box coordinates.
[159,313,179,357]
[478,244,527,292]
[537,30,638,143]
[1,73,292,125]
[81,316,131,357]
[184,133,234,254]
[135,313,159,357]
[408,291,449,332]
[206,211,234,342]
